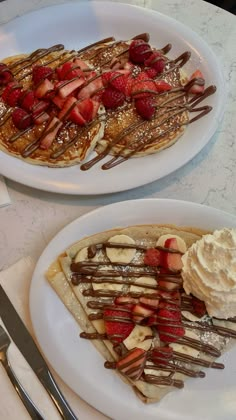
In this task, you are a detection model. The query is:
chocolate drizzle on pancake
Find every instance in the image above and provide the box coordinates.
[0,33,216,168]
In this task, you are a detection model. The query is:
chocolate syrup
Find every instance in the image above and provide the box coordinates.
[0,33,216,168]
[71,233,236,392]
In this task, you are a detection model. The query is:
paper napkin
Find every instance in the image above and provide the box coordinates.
[0,257,108,420]
[0,175,11,207]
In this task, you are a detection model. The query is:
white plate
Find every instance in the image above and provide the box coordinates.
[30,199,236,420]
[0,2,225,195]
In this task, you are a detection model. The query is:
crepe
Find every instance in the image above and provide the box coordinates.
[46,224,236,404]
[0,34,214,169]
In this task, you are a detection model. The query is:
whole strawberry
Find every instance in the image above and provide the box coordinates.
[129,39,152,64]
[32,65,54,85]
[0,63,13,85]
[135,97,156,120]
[102,86,125,109]
[2,82,22,107]
[12,108,32,130]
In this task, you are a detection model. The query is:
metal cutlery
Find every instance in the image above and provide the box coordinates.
[0,325,44,419]
[0,285,78,420]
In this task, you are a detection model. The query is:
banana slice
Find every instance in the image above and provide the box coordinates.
[156,234,187,253]
[123,325,153,351]
[170,330,200,358]
[92,277,124,292]
[106,234,136,263]
[74,246,100,262]
[129,276,157,294]
[144,363,170,388]
[181,311,205,322]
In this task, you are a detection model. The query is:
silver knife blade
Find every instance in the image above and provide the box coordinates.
[0,285,78,420]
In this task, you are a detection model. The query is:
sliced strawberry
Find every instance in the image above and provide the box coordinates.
[132,304,154,323]
[192,296,207,318]
[39,117,62,150]
[114,296,137,307]
[70,105,86,126]
[131,74,157,99]
[32,100,49,116]
[33,111,50,125]
[2,82,22,107]
[52,95,67,109]
[144,248,161,266]
[11,108,32,130]
[158,290,181,307]
[35,78,54,99]
[77,98,94,122]
[164,238,179,250]
[73,58,91,72]
[147,314,158,326]
[151,346,173,365]
[91,99,100,119]
[58,78,85,99]
[58,96,77,120]
[158,323,185,343]
[56,61,84,81]
[78,72,103,99]
[157,305,181,323]
[104,306,134,343]
[139,295,159,309]
[117,347,146,380]
[32,65,54,85]
[58,96,87,125]
[161,252,183,271]
[155,80,172,92]
[158,278,179,291]
[188,69,205,94]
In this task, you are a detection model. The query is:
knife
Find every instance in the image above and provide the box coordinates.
[0,285,78,420]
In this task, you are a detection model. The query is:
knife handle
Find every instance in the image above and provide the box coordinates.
[40,368,78,420]
[1,358,44,420]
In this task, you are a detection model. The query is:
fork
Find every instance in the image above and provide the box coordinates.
[0,325,44,419]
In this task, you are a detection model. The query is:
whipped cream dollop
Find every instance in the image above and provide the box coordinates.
[182,228,236,319]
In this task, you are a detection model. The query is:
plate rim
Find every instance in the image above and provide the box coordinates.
[0,1,226,195]
[29,198,236,419]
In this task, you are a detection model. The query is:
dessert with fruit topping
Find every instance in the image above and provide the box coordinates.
[0,33,216,169]
[46,225,236,403]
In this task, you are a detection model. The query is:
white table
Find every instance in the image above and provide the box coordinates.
[0,1,235,418]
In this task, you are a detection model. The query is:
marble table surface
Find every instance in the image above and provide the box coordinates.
[0,0,235,418]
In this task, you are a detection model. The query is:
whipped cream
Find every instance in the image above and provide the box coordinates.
[182,228,236,319]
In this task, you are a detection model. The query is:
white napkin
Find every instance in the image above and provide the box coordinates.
[0,175,11,207]
[0,257,108,420]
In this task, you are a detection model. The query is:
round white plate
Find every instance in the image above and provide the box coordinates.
[0,1,225,195]
[30,199,236,420]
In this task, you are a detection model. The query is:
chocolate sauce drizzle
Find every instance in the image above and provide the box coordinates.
[0,33,216,168]
[69,235,236,391]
